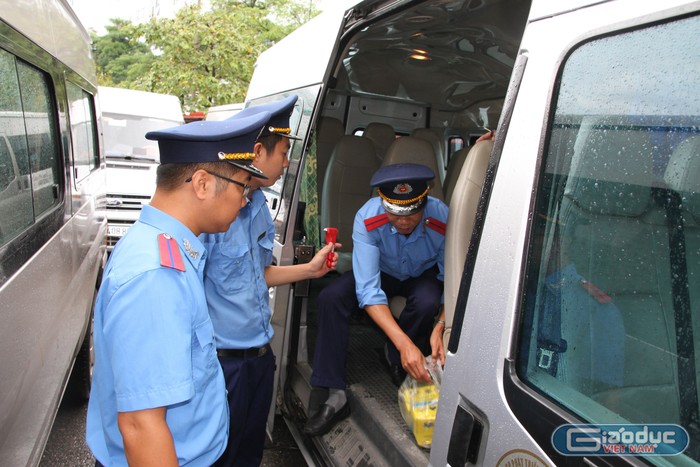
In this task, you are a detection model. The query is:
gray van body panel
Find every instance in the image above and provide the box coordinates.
[0,0,105,464]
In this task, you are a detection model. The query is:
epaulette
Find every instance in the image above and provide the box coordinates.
[424,217,446,235]
[365,213,389,231]
[579,279,612,304]
[158,233,186,272]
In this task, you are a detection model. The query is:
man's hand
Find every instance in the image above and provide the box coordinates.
[307,242,341,278]
[398,341,432,383]
[430,321,446,366]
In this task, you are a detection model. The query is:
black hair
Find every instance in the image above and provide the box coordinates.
[156,161,240,193]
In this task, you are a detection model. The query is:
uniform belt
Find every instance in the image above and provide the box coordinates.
[217,344,269,359]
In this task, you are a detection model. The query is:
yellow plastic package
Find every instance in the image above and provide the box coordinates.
[397,356,442,448]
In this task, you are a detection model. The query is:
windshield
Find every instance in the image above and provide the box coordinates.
[103,113,182,162]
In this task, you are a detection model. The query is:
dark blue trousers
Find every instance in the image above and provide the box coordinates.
[310,267,442,389]
[214,348,275,467]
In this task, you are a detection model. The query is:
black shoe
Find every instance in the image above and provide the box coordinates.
[382,343,407,387]
[389,364,407,387]
[303,403,350,436]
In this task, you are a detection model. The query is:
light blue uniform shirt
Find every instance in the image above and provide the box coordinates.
[200,189,275,349]
[352,196,448,308]
[86,205,228,467]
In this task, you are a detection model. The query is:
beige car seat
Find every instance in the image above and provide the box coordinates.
[320,135,379,273]
[411,127,446,182]
[362,122,395,162]
[442,140,493,348]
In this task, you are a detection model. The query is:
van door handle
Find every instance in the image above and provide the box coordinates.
[447,404,484,466]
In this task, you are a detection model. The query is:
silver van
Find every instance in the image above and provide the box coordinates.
[0,0,106,464]
[243,0,700,465]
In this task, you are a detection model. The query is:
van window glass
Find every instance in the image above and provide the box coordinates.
[16,61,60,215]
[67,82,98,181]
[0,50,38,245]
[518,14,700,462]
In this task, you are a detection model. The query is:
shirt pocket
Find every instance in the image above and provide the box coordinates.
[192,319,218,392]
[213,242,251,293]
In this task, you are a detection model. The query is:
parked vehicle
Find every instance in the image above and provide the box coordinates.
[0,0,106,464]
[99,86,184,249]
[242,0,700,465]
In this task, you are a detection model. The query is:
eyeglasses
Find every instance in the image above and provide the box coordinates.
[186,171,250,197]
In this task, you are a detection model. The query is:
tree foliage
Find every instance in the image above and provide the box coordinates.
[92,19,155,87]
[93,0,320,112]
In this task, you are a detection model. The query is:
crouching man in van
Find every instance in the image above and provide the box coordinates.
[85,113,270,466]
[304,163,448,436]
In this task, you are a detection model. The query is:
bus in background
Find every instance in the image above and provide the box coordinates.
[0,0,106,465]
[205,102,244,121]
[99,86,184,250]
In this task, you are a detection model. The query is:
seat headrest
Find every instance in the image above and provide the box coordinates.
[411,127,443,159]
[664,135,700,223]
[564,118,652,217]
[317,117,344,142]
[363,122,395,157]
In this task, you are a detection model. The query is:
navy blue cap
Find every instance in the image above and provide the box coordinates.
[371,163,435,215]
[230,95,301,140]
[145,112,270,179]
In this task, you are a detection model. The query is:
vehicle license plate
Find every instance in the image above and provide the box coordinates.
[108,225,130,238]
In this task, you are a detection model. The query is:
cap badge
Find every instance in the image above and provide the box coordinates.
[393,183,413,195]
[218,151,255,161]
[268,126,292,135]
[183,238,200,260]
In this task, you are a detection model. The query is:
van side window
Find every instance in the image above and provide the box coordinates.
[17,60,61,216]
[67,82,98,181]
[517,13,700,458]
[0,49,56,246]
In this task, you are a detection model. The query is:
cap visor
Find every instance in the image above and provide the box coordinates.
[228,161,268,179]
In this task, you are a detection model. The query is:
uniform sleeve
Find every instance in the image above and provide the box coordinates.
[103,268,194,412]
[352,210,387,308]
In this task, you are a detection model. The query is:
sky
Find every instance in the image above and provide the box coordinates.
[71,0,343,35]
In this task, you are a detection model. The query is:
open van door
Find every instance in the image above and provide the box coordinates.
[430,1,700,465]
[244,1,407,447]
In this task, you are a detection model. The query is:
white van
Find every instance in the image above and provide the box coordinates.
[244,0,700,465]
[99,86,184,249]
[205,102,244,121]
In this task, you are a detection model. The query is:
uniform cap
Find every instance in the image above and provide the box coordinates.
[370,163,434,216]
[229,94,301,140]
[145,112,270,179]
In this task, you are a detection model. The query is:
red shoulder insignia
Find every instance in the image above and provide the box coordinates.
[158,234,186,272]
[424,217,446,235]
[364,213,389,231]
[579,279,612,304]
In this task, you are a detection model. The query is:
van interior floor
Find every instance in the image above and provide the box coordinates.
[301,274,431,466]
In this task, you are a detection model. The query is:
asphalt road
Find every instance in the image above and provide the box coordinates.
[40,394,307,466]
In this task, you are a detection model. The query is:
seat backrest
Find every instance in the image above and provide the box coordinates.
[443,147,470,204]
[381,136,445,201]
[664,134,700,414]
[362,122,395,162]
[315,117,345,213]
[556,119,678,420]
[442,140,492,348]
[411,127,446,181]
[321,135,379,273]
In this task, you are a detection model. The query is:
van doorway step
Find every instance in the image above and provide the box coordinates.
[312,322,430,466]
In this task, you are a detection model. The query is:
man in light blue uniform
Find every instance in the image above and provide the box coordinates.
[304,163,448,436]
[86,113,269,466]
[200,95,338,467]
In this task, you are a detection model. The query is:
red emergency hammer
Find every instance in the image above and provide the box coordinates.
[324,227,338,268]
